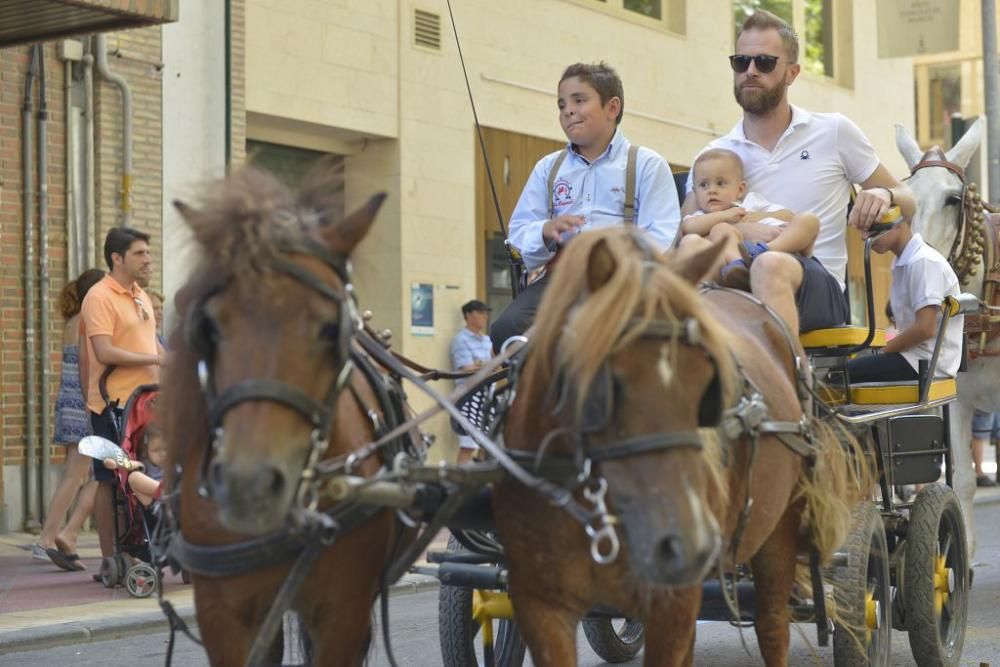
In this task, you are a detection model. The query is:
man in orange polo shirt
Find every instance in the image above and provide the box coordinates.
[80,227,164,561]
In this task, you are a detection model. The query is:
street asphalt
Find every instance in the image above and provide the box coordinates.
[2,487,998,663]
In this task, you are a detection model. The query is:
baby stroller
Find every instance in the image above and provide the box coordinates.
[96,372,168,597]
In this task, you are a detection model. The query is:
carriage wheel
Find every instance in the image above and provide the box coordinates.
[582,617,645,663]
[903,483,969,667]
[125,562,159,598]
[832,502,891,667]
[438,537,526,667]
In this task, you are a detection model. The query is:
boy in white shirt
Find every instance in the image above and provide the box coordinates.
[678,148,819,289]
[847,218,963,383]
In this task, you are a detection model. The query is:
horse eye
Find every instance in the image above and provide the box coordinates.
[319,321,341,341]
[945,194,963,206]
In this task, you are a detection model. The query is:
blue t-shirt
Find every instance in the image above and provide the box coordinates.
[450,327,492,380]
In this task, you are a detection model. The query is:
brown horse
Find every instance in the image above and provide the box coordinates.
[160,166,408,666]
[494,227,867,666]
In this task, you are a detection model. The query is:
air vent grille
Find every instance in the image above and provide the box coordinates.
[414,9,441,50]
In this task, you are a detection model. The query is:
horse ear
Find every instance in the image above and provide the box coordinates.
[173,199,197,222]
[946,116,985,169]
[322,193,387,254]
[586,238,617,292]
[895,124,923,169]
[670,237,726,285]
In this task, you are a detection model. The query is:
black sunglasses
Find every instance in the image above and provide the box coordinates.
[729,54,780,74]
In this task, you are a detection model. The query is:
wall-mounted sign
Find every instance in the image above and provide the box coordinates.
[410,282,434,336]
[877,0,960,58]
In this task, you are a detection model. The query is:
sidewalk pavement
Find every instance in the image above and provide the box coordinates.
[2,487,999,656]
[0,529,446,655]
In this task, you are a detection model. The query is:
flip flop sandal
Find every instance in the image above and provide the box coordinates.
[46,547,80,572]
[31,543,50,561]
[719,259,751,292]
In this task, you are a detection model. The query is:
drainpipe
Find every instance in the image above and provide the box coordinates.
[83,42,96,266]
[38,47,52,521]
[94,34,133,225]
[22,45,40,531]
[225,0,232,165]
[65,57,78,278]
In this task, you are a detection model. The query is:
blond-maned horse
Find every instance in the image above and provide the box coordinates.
[494,227,870,666]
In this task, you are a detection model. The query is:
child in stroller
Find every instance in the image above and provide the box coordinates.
[95,385,173,597]
[103,420,165,506]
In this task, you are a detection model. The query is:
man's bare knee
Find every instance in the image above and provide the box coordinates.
[752,252,801,281]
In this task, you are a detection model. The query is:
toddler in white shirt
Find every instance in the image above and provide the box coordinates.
[679,148,820,290]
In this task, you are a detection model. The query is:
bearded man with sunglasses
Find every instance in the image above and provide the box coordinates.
[683,10,914,338]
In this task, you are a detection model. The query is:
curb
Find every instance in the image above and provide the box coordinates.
[0,575,441,656]
[0,607,194,655]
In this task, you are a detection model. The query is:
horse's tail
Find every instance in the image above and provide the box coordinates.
[797,417,875,564]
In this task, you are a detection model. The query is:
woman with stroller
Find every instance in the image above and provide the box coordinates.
[34,269,105,571]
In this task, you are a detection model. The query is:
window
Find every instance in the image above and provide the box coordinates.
[733,0,851,86]
[915,62,965,149]
[578,0,685,35]
[624,0,661,20]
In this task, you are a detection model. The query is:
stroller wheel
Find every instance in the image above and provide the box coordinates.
[125,562,159,598]
[100,556,121,588]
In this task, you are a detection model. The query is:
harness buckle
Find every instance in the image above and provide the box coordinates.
[582,478,621,566]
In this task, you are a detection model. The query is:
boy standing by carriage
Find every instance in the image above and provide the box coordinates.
[491,61,681,351]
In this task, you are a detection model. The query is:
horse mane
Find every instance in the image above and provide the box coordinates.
[162,161,347,464]
[175,160,346,285]
[529,228,738,417]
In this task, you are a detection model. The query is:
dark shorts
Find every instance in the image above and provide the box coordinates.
[795,255,849,333]
[90,408,123,483]
[972,410,1000,440]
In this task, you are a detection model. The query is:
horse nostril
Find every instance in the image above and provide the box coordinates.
[258,466,286,497]
[657,534,686,567]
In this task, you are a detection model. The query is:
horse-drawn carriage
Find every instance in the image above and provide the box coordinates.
[148,118,997,666]
[420,208,976,667]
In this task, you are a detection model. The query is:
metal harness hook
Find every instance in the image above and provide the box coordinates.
[582,477,621,565]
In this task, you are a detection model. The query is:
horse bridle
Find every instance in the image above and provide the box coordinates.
[186,235,361,509]
[909,151,989,286]
[553,315,719,467]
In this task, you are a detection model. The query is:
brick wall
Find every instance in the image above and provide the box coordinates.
[0,27,165,527]
[94,27,163,285]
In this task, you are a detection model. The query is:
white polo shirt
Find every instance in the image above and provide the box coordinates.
[891,233,963,378]
[689,106,880,289]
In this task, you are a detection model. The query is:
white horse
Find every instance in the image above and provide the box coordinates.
[896,117,999,558]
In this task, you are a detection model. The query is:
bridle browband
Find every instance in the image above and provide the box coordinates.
[908,150,989,287]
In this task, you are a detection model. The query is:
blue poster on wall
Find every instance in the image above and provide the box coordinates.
[410,282,434,336]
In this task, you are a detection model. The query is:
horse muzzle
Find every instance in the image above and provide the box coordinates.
[614,482,720,587]
[208,459,295,535]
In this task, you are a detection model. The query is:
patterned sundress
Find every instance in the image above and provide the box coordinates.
[54,344,90,444]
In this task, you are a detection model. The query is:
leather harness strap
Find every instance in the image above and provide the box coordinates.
[624,143,639,223]
[546,144,641,223]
